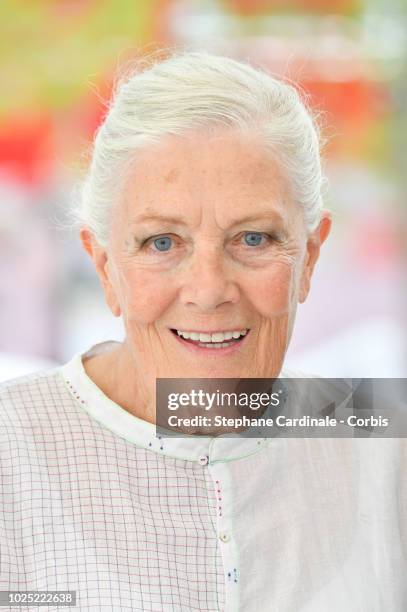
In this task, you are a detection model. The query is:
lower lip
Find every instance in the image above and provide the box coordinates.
[170,330,249,355]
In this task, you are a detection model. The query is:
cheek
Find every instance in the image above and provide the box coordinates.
[246,264,298,318]
[116,269,177,325]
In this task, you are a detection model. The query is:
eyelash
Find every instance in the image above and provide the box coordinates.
[141,232,276,252]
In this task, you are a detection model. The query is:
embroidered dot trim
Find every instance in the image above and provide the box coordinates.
[65,376,165,453]
[215,480,222,517]
[227,568,238,583]
[65,379,86,405]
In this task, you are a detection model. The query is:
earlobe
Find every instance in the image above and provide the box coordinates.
[103,258,122,318]
[106,292,122,318]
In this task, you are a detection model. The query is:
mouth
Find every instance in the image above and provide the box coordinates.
[169,327,250,354]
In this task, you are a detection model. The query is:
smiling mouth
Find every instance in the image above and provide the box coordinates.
[170,328,249,349]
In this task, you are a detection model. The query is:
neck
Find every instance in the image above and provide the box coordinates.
[83,342,157,425]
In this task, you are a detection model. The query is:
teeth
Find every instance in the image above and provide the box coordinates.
[199,333,212,342]
[211,332,225,343]
[175,328,248,342]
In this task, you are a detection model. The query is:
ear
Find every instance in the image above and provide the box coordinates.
[299,210,332,304]
[79,227,122,317]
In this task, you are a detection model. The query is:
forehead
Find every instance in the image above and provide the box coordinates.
[118,128,298,228]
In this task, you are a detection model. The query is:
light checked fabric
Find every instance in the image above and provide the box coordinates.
[0,341,406,611]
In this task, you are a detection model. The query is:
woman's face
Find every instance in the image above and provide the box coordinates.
[83,128,330,380]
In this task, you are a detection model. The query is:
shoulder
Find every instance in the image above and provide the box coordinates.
[0,365,64,404]
[0,366,71,444]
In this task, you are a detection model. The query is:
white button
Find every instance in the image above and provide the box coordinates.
[199,455,209,466]
[219,531,230,543]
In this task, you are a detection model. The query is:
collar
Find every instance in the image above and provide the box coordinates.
[59,341,272,464]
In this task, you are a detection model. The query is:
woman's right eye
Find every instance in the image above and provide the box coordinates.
[144,235,173,252]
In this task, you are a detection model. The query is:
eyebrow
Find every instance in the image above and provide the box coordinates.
[131,211,284,228]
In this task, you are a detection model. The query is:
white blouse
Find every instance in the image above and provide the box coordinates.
[0,340,406,611]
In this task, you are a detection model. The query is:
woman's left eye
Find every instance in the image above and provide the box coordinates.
[242,232,269,247]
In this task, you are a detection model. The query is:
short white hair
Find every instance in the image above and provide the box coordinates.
[72,50,328,247]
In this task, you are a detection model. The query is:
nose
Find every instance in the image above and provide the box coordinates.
[179,248,240,312]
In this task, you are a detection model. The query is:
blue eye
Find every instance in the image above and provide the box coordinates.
[153,236,172,251]
[243,232,264,247]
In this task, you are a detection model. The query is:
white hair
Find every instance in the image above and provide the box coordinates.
[72,50,328,247]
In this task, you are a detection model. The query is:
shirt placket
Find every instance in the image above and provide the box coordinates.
[198,451,240,612]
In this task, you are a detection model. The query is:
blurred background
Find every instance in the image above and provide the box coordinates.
[0,0,406,380]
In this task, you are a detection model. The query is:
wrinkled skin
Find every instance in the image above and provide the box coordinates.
[81,128,331,425]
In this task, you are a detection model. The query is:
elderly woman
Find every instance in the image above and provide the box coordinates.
[0,51,406,612]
